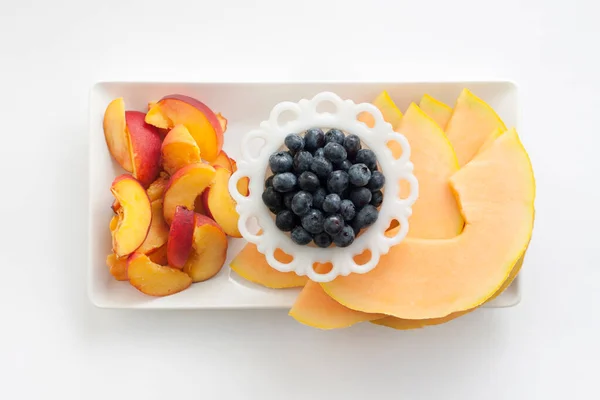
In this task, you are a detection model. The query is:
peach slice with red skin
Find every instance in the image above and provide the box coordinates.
[145,94,224,162]
[203,167,242,237]
[125,111,162,187]
[161,124,201,175]
[183,214,228,282]
[216,113,227,133]
[211,150,233,171]
[146,172,170,202]
[103,98,133,171]
[127,253,192,297]
[147,244,168,265]
[136,199,170,255]
[162,163,216,225]
[110,175,152,257]
[167,206,195,269]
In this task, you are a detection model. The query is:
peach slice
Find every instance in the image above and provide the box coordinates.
[183,214,228,282]
[211,150,233,171]
[137,200,169,254]
[145,94,224,162]
[127,253,192,296]
[161,124,201,175]
[125,111,162,187]
[216,113,228,133]
[147,244,168,265]
[167,206,195,269]
[110,175,152,257]
[163,163,216,225]
[103,98,133,171]
[146,172,170,202]
[106,253,128,281]
[203,167,241,237]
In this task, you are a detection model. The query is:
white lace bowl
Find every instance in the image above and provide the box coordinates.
[229,92,418,282]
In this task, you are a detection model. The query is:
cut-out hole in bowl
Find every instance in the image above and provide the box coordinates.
[274,248,294,264]
[246,137,266,160]
[353,249,372,265]
[385,219,401,237]
[398,179,412,200]
[357,111,375,128]
[235,177,250,198]
[313,262,333,274]
[245,216,263,236]
[277,109,299,128]
[386,140,403,159]
[316,100,338,115]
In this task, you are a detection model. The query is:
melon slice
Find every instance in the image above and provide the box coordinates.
[230,243,307,288]
[321,129,535,319]
[446,89,507,167]
[288,103,465,329]
[478,127,505,154]
[358,90,403,129]
[419,94,453,130]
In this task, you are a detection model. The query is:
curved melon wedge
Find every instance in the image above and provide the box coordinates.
[230,243,307,289]
[419,94,453,130]
[358,90,403,129]
[321,129,535,320]
[446,89,507,167]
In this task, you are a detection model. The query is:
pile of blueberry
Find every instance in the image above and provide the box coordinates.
[262,128,385,248]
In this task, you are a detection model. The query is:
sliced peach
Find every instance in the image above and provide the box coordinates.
[127,253,192,296]
[211,150,233,171]
[125,111,162,187]
[147,244,168,265]
[103,98,133,171]
[194,194,208,215]
[203,167,241,237]
[146,172,170,202]
[106,253,128,281]
[161,124,201,175]
[183,214,228,282]
[167,206,195,269]
[111,175,152,257]
[137,200,169,254]
[111,199,121,213]
[163,163,216,225]
[216,113,228,133]
[145,94,224,162]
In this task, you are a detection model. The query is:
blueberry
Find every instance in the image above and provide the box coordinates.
[348,163,372,187]
[323,142,347,163]
[272,172,297,192]
[322,193,341,213]
[352,205,379,231]
[301,209,324,234]
[275,210,297,232]
[262,187,282,210]
[310,156,333,179]
[349,187,372,208]
[343,134,362,159]
[269,151,293,173]
[323,214,344,236]
[333,225,355,247]
[325,128,345,145]
[284,134,304,154]
[327,170,349,194]
[312,187,327,210]
[291,191,313,216]
[370,190,383,207]
[355,149,377,170]
[367,171,385,191]
[291,226,312,245]
[283,191,297,210]
[314,148,325,158]
[313,232,332,248]
[265,175,274,188]
[293,151,313,174]
[304,128,325,152]
[334,159,352,172]
[298,171,320,192]
[339,200,356,221]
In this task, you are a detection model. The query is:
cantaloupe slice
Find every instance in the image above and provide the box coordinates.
[230,243,307,288]
[289,104,465,329]
[321,129,535,319]
[446,89,507,167]
[478,127,505,154]
[358,90,403,129]
[419,94,453,130]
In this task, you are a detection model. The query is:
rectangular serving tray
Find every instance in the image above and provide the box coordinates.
[89,81,520,309]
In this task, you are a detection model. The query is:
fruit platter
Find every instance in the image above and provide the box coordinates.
[89,82,533,330]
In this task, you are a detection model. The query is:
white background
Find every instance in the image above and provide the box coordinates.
[1,0,599,399]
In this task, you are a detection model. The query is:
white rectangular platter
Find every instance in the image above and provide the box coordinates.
[89,81,520,309]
